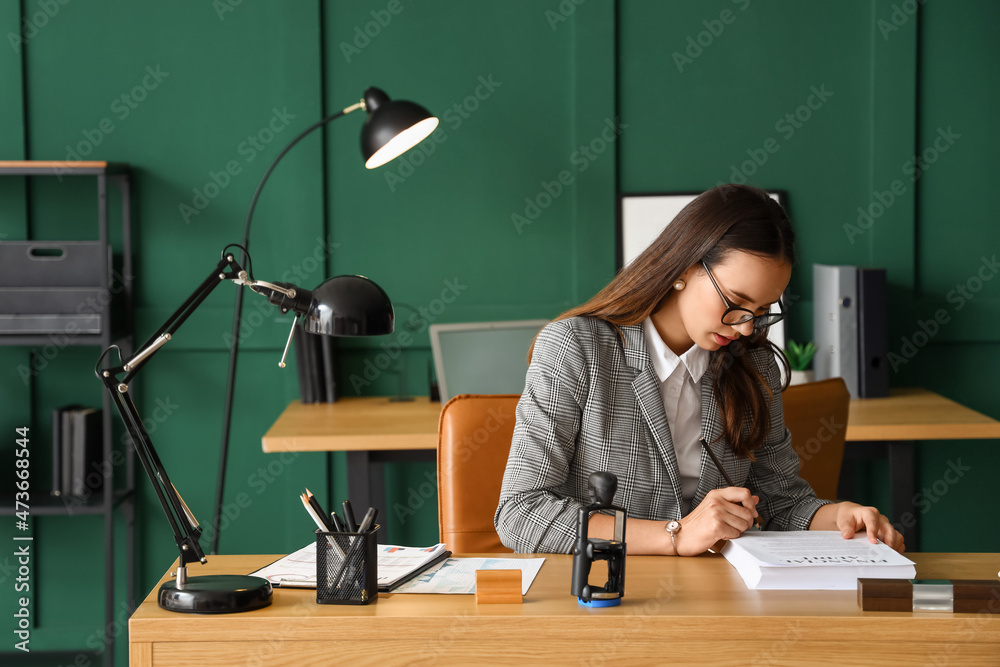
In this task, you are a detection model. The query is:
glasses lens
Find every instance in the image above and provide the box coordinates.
[753,313,785,330]
[722,309,754,325]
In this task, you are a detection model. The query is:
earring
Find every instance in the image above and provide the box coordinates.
[673,279,686,291]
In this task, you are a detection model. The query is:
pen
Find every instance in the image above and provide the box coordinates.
[342,500,358,532]
[334,505,372,594]
[358,507,377,533]
[329,511,345,533]
[700,438,763,530]
[700,438,736,487]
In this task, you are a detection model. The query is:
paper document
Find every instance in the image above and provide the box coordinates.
[249,541,449,589]
[378,543,450,588]
[721,531,915,590]
[391,557,546,595]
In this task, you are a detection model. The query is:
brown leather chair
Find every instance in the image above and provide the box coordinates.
[436,381,849,552]
[782,377,850,500]
[437,394,519,553]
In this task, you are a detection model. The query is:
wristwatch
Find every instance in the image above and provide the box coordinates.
[665,520,681,555]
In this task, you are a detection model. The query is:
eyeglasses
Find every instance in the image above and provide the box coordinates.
[700,261,785,331]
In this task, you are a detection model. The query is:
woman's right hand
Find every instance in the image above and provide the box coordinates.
[672,487,759,556]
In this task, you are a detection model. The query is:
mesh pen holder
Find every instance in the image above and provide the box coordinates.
[315,526,380,605]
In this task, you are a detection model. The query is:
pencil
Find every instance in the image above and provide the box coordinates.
[304,488,334,531]
[300,494,344,558]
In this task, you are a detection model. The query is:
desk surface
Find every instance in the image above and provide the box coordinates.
[261,388,1000,453]
[262,396,442,452]
[845,387,1000,441]
[130,552,999,666]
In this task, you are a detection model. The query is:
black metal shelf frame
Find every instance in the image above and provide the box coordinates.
[0,162,135,667]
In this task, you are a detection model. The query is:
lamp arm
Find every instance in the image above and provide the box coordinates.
[119,254,237,384]
[99,366,206,568]
[97,249,306,569]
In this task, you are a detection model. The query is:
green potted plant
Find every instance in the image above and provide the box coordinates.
[784,340,818,385]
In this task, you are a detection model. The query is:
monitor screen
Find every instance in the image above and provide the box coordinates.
[430,320,549,403]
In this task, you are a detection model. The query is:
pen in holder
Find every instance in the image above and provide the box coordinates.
[315,525,380,605]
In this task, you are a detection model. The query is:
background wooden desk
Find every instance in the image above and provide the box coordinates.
[839,388,1000,548]
[130,552,1000,666]
[263,397,441,541]
[262,389,1000,546]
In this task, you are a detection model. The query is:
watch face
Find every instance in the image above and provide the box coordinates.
[667,520,680,533]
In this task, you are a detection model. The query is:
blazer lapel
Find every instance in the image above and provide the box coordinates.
[621,324,684,512]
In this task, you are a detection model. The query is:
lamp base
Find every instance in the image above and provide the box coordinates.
[158,574,272,614]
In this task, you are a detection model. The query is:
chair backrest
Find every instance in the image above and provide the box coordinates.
[782,377,850,500]
[436,382,848,551]
[437,394,519,553]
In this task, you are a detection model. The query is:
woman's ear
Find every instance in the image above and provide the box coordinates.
[678,264,701,284]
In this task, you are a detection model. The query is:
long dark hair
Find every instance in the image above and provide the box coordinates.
[534,184,794,459]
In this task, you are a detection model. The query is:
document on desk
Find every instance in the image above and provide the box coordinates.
[390,557,546,595]
[249,541,451,590]
[721,531,915,590]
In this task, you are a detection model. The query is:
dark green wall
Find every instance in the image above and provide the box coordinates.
[1,1,997,663]
[619,0,1000,548]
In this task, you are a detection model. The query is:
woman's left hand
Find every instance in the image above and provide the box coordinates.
[832,501,905,553]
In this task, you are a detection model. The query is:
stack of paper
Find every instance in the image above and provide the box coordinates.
[721,531,916,590]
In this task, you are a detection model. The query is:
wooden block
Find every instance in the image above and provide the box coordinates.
[858,578,911,611]
[952,580,1000,613]
[476,569,522,604]
[951,579,1000,600]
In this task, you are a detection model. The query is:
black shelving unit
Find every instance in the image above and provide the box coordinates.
[0,161,134,667]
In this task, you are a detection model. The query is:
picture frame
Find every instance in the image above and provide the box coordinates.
[617,189,789,353]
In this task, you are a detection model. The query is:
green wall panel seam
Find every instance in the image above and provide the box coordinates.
[571,0,618,307]
[869,0,919,307]
[912,4,924,296]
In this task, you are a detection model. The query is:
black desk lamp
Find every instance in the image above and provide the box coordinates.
[96,250,394,613]
[97,87,438,613]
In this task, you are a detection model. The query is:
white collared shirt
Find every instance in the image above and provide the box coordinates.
[641,317,709,513]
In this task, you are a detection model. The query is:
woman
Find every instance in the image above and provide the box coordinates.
[494,184,904,556]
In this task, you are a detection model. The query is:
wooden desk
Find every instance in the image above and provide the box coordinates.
[130,552,1000,666]
[263,397,440,541]
[262,396,441,452]
[841,389,1000,547]
[846,388,1000,441]
[262,390,1000,545]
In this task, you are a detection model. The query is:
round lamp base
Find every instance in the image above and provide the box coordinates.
[158,574,272,614]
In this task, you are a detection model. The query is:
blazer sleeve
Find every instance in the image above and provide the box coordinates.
[494,320,591,553]
[746,349,832,530]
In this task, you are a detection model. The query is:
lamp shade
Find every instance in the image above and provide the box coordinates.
[361,87,439,169]
[303,275,394,337]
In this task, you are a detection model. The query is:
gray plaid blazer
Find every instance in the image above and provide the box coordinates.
[494,316,829,554]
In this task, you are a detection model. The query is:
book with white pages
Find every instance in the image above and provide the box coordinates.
[720,531,916,590]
